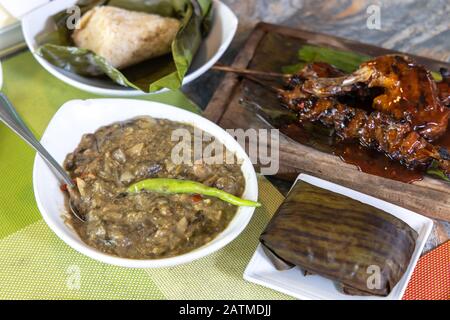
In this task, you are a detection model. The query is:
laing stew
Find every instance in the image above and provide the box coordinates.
[64,117,245,259]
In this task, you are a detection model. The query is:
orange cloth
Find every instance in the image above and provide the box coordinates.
[403,241,450,300]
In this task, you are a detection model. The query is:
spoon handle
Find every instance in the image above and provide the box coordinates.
[0,93,74,187]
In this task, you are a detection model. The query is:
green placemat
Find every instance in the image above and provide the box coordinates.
[0,51,291,300]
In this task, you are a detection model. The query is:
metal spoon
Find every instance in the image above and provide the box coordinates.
[0,63,85,221]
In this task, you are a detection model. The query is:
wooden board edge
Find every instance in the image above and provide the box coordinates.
[202,26,267,123]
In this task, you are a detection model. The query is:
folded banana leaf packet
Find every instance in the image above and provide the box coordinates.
[260,181,418,296]
[36,0,213,92]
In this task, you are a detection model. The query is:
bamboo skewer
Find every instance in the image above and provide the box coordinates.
[243,75,284,94]
[212,64,286,94]
[212,64,292,79]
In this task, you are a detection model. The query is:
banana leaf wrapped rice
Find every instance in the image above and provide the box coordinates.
[260,181,418,296]
[72,6,181,70]
[36,0,213,92]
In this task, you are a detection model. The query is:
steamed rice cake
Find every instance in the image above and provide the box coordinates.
[72,6,180,69]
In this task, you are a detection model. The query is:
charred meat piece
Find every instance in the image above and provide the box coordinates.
[437,68,450,106]
[286,62,345,89]
[283,95,448,172]
[300,55,450,141]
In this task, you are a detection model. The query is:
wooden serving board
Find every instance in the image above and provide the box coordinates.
[203,22,450,222]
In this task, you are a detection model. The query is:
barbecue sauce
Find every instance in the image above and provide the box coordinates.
[334,143,423,183]
[280,123,424,183]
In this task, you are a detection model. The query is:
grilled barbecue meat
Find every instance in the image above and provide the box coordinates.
[280,59,450,175]
[283,94,449,172]
[300,55,450,141]
[438,68,450,106]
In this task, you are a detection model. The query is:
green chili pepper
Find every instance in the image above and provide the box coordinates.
[127,178,261,207]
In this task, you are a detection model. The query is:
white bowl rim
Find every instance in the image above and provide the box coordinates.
[21,0,238,96]
[32,99,258,268]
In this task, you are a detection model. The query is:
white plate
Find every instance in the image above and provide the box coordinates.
[21,0,237,96]
[33,99,258,268]
[243,174,433,300]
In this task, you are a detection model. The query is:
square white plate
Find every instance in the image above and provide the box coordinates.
[243,174,433,300]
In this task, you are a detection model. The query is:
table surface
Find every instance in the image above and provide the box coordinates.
[183,0,450,250]
[0,52,294,300]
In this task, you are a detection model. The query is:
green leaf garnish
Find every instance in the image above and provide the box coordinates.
[297,45,371,73]
[426,160,450,182]
[281,62,305,74]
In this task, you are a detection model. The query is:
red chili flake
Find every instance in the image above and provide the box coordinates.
[60,184,68,192]
[191,194,203,203]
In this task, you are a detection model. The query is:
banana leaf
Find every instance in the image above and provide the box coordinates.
[36,0,212,92]
[281,45,369,75]
[260,181,418,296]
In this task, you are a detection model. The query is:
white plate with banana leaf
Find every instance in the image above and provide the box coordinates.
[244,174,433,300]
[22,0,237,96]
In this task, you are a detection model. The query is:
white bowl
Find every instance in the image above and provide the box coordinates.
[0,59,3,89]
[21,0,237,96]
[33,99,258,268]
